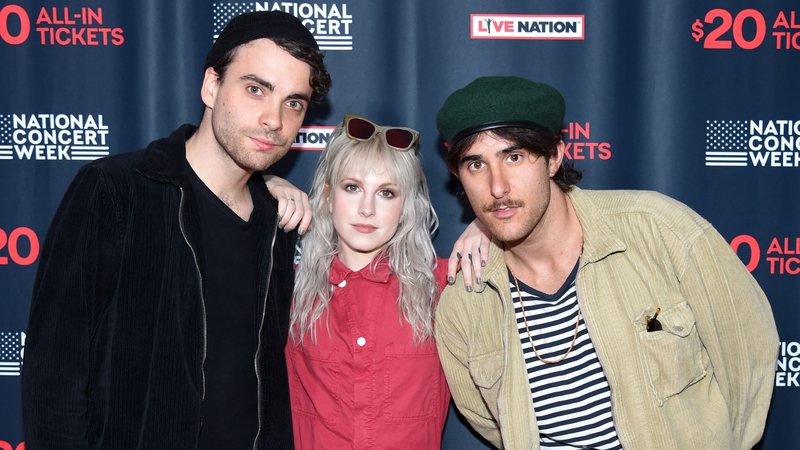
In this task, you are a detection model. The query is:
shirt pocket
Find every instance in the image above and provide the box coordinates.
[467,350,504,417]
[635,301,709,406]
[383,341,442,421]
[287,345,343,426]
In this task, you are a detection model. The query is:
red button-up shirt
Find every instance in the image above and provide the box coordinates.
[286,256,450,449]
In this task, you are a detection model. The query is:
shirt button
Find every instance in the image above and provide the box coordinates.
[356,336,366,347]
[338,280,347,288]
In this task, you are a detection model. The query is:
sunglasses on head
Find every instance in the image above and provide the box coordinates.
[343,114,420,152]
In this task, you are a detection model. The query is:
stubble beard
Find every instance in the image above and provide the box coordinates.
[212,114,290,173]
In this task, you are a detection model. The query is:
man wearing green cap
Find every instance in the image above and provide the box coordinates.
[434,76,778,449]
[22,11,328,449]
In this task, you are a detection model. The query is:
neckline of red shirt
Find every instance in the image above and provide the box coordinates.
[329,254,393,285]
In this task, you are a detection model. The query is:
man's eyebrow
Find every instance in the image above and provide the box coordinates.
[499,145,524,155]
[459,154,482,166]
[287,92,311,102]
[241,74,274,92]
[459,145,525,166]
[241,74,310,102]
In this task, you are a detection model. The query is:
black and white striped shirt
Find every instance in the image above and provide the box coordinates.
[509,263,623,449]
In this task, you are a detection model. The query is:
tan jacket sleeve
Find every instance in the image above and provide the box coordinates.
[678,226,779,448]
[435,293,504,448]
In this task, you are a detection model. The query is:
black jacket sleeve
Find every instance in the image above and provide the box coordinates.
[22,164,122,448]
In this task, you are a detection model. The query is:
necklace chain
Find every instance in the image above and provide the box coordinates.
[510,269,581,364]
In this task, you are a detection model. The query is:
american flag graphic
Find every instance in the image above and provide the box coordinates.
[705,120,749,167]
[0,332,24,377]
[0,114,13,160]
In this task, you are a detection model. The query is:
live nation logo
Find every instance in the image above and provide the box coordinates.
[292,125,335,151]
[0,4,124,46]
[0,331,24,378]
[212,2,353,50]
[0,113,110,161]
[471,14,584,40]
[704,119,800,168]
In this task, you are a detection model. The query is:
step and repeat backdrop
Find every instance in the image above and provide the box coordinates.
[1,0,798,448]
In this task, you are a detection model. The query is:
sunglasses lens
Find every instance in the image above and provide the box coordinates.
[347,117,376,140]
[385,128,415,150]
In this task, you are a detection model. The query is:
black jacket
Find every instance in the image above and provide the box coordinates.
[22,125,296,449]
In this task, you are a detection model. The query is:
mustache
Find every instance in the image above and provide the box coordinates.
[483,199,524,213]
[247,129,286,146]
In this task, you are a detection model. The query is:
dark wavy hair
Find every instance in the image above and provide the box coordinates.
[211,37,332,103]
[445,126,582,195]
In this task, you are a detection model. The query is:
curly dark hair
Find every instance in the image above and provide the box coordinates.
[446,126,582,195]
[211,37,331,103]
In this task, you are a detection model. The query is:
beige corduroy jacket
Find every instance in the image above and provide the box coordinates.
[435,188,779,450]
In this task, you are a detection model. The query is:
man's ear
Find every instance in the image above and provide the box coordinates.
[549,140,566,178]
[200,67,221,109]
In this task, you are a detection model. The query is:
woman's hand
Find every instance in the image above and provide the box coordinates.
[447,219,491,292]
[264,175,312,234]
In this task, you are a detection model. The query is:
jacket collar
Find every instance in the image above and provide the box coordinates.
[329,255,393,285]
[481,187,627,283]
[567,187,627,266]
[136,124,197,185]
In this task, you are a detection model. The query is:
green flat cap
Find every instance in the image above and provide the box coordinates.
[436,76,565,147]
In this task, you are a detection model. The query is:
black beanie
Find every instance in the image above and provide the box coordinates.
[205,11,319,69]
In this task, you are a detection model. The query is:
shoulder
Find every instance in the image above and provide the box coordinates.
[573,188,712,239]
[70,148,151,192]
[62,152,143,200]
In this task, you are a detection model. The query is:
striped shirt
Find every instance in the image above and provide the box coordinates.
[509,263,622,449]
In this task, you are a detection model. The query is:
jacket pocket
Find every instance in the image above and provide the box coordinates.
[635,301,708,405]
[467,350,504,416]
[384,341,441,421]
[286,345,342,425]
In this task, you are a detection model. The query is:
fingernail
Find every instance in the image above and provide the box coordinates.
[466,285,473,293]
[456,252,462,260]
[467,253,473,261]
[476,277,482,286]
[298,228,306,236]
[481,261,487,267]
[277,213,283,221]
[447,276,455,285]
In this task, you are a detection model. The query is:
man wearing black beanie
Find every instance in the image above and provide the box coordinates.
[22,11,330,449]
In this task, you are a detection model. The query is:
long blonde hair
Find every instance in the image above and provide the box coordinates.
[290,124,439,344]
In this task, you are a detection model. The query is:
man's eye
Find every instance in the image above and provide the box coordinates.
[287,100,305,111]
[508,153,522,163]
[468,161,484,171]
[247,86,262,95]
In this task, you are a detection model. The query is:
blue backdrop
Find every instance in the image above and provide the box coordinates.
[1,1,798,448]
